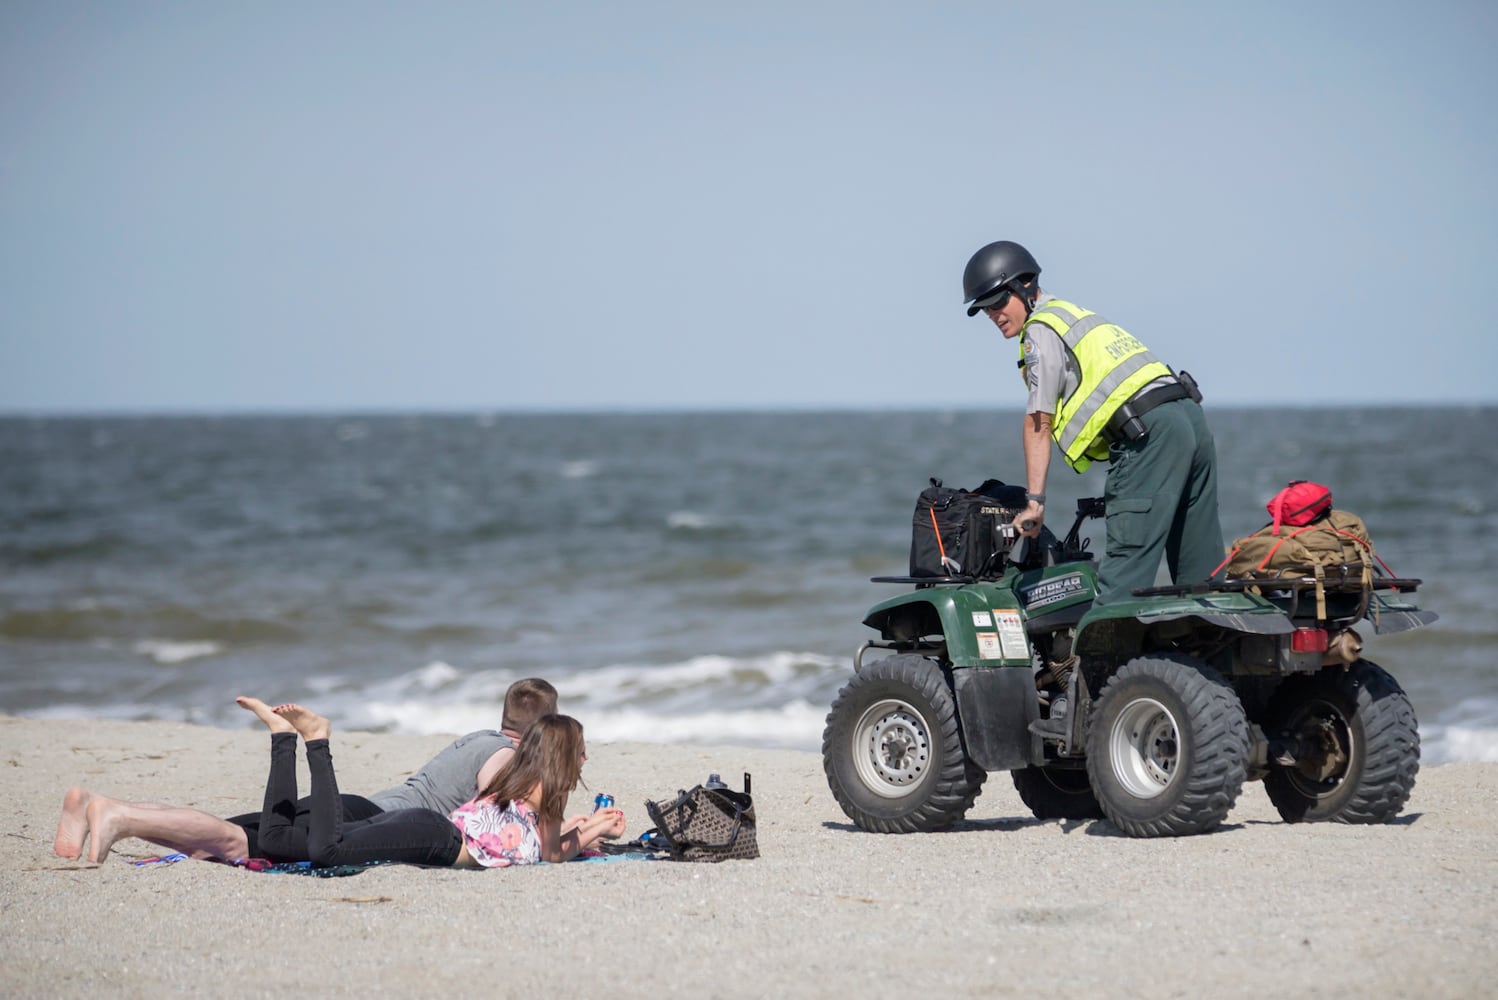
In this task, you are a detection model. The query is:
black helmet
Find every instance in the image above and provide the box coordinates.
[963,240,1042,316]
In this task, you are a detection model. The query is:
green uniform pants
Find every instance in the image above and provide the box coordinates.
[1095,398,1224,606]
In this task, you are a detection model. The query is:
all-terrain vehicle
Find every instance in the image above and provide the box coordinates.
[822,492,1437,837]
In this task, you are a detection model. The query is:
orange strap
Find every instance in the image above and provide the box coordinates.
[1255,525,1375,572]
[929,508,948,566]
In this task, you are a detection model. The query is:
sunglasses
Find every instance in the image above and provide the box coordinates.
[976,288,1013,312]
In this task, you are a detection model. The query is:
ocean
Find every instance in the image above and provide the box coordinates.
[2,407,1494,763]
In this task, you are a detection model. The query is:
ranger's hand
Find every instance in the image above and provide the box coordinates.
[1017,501,1045,538]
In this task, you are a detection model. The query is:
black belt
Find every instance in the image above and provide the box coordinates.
[1104,381,1190,442]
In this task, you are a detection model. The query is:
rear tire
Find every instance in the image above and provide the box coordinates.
[1085,654,1249,837]
[1264,659,1419,824]
[822,654,986,832]
[1012,765,1104,820]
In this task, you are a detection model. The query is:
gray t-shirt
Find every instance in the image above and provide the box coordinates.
[366,729,515,815]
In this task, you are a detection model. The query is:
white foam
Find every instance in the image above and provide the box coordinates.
[317,651,841,747]
[561,460,599,479]
[666,510,718,530]
[564,650,838,696]
[578,700,827,751]
[1423,724,1498,765]
[412,660,462,689]
[356,699,508,736]
[133,639,223,664]
[282,653,1498,765]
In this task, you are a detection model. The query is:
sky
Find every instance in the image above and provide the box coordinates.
[2,1,1496,413]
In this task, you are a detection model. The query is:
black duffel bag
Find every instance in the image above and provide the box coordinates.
[909,478,1027,579]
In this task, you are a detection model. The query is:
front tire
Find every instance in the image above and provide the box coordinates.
[1085,654,1250,837]
[1264,659,1419,824]
[1012,765,1105,820]
[822,654,986,832]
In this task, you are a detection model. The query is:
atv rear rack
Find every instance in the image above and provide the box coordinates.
[1134,569,1425,628]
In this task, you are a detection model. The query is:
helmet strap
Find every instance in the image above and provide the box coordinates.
[1015,277,1041,316]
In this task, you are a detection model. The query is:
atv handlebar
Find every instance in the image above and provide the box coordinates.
[1058,498,1104,560]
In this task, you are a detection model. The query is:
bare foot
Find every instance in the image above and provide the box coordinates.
[84,797,126,864]
[236,695,295,733]
[273,703,331,741]
[53,787,94,860]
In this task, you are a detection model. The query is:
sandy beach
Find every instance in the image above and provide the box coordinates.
[2,713,1495,999]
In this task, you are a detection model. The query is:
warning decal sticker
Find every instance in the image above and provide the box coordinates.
[993,610,1028,660]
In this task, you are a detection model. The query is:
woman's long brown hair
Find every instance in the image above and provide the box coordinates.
[476,714,584,823]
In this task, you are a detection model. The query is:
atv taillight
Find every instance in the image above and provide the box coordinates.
[1291,627,1329,653]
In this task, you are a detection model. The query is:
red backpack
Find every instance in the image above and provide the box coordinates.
[1265,480,1332,532]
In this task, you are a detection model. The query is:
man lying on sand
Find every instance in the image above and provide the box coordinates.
[57,696,625,868]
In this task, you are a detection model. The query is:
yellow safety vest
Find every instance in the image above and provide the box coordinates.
[1020,298,1173,473]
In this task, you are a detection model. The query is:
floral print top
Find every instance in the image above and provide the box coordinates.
[449,797,542,868]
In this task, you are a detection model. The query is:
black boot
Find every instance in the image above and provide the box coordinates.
[1028,693,1069,738]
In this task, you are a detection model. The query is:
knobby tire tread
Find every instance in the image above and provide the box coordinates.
[1088,655,1250,838]
[822,655,985,833]
[1265,659,1419,824]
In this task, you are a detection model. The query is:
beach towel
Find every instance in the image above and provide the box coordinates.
[223,858,396,878]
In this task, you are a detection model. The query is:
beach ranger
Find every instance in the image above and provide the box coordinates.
[962,241,1225,732]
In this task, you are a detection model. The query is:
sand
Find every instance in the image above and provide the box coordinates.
[2,712,1495,999]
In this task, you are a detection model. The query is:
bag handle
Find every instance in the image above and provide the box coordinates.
[643,786,698,852]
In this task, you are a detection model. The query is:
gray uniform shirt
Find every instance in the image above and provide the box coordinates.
[1020,293,1075,416]
[365,729,515,815]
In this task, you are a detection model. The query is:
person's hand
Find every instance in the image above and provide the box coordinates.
[1017,501,1045,538]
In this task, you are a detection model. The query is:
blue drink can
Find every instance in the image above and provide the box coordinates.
[594,793,614,811]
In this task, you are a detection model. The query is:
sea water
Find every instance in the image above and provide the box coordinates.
[2,407,1494,762]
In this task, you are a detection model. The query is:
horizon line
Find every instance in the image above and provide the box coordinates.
[0,399,1493,420]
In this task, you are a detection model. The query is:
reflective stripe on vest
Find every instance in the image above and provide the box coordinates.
[1019,299,1173,472]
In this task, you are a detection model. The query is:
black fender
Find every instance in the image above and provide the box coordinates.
[952,664,1040,772]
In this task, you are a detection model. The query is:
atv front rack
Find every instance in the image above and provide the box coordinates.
[870,574,990,586]
[854,638,946,672]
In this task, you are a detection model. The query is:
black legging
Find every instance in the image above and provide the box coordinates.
[253,732,462,867]
[226,736,382,862]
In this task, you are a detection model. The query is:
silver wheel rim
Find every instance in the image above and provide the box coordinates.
[1109,697,1181,799]
[852,698,931,798]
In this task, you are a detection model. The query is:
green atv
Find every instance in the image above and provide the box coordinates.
[822,496,1437,837]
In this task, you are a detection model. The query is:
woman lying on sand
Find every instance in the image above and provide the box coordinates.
[55,697,626,868]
